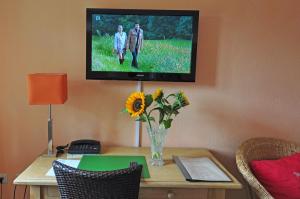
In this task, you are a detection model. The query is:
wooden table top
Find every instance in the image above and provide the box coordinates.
[14,146,242,189]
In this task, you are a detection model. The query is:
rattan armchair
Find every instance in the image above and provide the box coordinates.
[53,160,143,199]
[236,137,300,199]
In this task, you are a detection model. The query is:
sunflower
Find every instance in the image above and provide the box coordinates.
[152,88,163,101]
[125,92,145,117]
[178,91,190,107]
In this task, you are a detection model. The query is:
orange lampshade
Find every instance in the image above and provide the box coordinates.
[28,73,68,105]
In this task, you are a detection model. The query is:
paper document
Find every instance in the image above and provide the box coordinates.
[46,159,81,177]
[175,156,231,182]
[67,153,98,159]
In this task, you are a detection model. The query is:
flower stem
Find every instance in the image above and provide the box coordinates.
[144,111,152,131]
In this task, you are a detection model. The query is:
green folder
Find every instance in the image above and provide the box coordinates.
[78,155,150,178]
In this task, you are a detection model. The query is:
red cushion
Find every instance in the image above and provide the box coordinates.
[251,153,300,199]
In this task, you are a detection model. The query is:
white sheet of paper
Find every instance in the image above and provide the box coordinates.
[66,153,98,159]
[46,159,81,177]
[179,157,231,181]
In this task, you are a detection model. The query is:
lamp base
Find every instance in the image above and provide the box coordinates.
[47,105,53,156]
[40,147,56,157]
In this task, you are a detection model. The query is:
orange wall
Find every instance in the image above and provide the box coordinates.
[1,0,300,198]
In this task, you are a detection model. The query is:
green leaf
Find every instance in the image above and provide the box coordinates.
[163,105,172,114]
[173,110,179,116]
[135,118,145,122]
[172,100,182,110]
[159,110,165,124]
[121,108,128,113]
[148,116,155,122]
[158,103,164,109]
[145,94,153,108]
[156,97,163,104]
[163,119,173,129]
[135,115,147,122]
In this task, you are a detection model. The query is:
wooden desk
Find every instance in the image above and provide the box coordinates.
[14,147,242,199]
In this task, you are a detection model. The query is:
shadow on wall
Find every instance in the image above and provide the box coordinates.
[196,16,221,87]
[198,94,289,199]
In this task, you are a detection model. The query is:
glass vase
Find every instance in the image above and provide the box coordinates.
[146,124,167,166]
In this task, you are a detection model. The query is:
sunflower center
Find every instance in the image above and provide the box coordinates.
[133,99,142,112]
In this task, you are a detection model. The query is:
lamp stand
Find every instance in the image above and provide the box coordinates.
[48,104,53,155]
[135,81,143,147]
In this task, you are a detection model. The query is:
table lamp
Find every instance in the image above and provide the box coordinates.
[28,73,68,155]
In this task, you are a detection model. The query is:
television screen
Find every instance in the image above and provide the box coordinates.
[86,9,199,82]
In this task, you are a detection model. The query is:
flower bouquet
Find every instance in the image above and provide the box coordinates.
[124,89,189,166]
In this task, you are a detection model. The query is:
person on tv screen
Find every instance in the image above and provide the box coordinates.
[114,25,127,65]
[127,23,143,68]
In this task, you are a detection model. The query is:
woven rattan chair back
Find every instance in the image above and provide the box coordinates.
[236,137,300,199]
[53,160,143,199]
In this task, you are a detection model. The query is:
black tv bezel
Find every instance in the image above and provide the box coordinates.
[86,8,199,82]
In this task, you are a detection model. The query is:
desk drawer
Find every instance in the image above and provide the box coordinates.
[43,186,214,199]
[140,188,208,199]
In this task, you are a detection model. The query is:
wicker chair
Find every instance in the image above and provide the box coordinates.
[53,160,143,199]
[236,137,300,199]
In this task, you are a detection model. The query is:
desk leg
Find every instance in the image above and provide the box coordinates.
[30,186,41,199]
[207,189,225,199]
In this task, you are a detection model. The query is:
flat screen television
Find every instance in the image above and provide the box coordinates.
[86,8,199,82]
